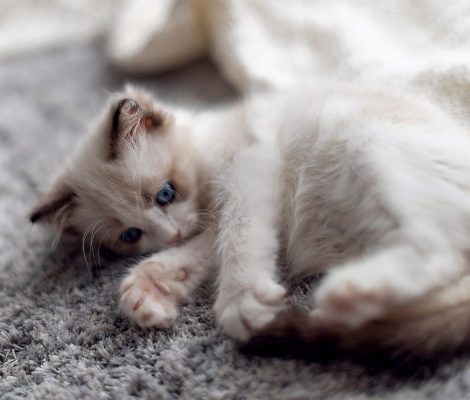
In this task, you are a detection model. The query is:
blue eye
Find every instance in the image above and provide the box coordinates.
[156,182,176,206]
[119,227,143,243]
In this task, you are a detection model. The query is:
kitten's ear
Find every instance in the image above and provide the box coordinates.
[29,180,76,226]
[109,88,171,159]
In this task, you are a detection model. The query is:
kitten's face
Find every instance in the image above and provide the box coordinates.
[30,87,204,256]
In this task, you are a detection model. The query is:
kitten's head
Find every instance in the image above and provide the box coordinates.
[30,86,205,256]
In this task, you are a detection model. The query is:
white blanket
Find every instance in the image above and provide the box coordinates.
[108,0,470,122]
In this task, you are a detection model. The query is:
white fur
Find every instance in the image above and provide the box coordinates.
[209,82,470,339]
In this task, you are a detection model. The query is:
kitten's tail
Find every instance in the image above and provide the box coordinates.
[243,275,470,364]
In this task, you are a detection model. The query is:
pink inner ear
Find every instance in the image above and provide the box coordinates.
[143,115,156,131]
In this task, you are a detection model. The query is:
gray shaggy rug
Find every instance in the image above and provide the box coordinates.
[2,43,470,400]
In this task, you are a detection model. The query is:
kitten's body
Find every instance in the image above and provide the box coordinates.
[31,80,470,359]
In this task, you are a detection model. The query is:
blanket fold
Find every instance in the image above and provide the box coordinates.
[108,0,470,122]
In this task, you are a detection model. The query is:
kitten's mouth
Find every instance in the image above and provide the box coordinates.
[167,231,182,245]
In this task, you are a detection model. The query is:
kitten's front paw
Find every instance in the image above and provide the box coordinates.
[315,269,391,328]
[119,259,189,328]
[215,280,286,341]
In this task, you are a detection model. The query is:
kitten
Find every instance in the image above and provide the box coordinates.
[31,81,470,359]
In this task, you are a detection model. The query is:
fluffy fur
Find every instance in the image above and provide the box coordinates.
[31,80,470,359]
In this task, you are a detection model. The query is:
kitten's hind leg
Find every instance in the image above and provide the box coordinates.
[119,229,215,328]
[314,238,466,328]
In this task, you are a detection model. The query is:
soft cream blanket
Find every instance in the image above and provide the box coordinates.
[108,0,470,121]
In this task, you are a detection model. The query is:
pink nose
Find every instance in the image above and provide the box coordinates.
[167,231,181,245]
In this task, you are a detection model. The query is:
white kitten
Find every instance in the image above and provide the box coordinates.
[31,80,470,359]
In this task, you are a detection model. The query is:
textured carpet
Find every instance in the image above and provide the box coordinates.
[2,43,470,400]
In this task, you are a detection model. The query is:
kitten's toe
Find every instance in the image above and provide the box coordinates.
[315,270,390,328]
[119,266,179,328]
[215,282,286,341]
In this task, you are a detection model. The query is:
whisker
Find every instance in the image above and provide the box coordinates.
[88,220,105,268]
[82,222,97,273]
[170,187,183,202]
[90,222,107,266]
[95,226,117,268]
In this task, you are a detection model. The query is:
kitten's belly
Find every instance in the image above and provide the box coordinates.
[283,214,363,277]
[280,159,368,277]
[280,154,389,277]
